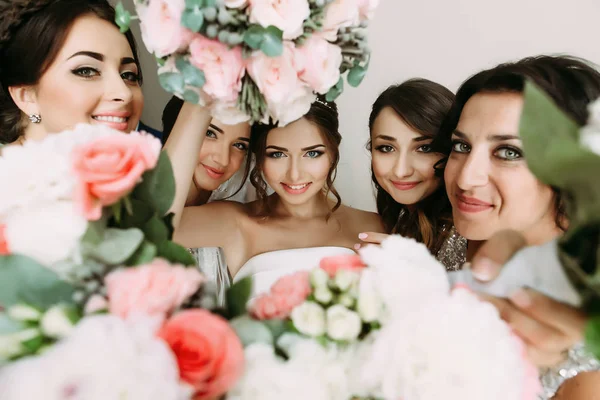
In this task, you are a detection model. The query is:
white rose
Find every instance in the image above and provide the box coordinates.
[580,127,600,156]
[334,269,359,292]
[357,272,382,322]
[0,328,40,361]
[210,101,251,125]
[291,301,326,337]
[310,267,330,288]
[314,286,333,304]
[249,0,310,40]
[267,84,316,127]
[225,0,248,8]
[337,293,355,308]
[8,304,42,322]
[40,305,78,339]
[296,35,342,94]
[326,305,362,341]
[3,201,87,268]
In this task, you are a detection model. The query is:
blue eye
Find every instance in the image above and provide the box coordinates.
[206,130,218,138]
[375,145,394,153]
[495,147,523,160]
[306,150,323,158]
[267,151,285,158]
[233,142,248,151]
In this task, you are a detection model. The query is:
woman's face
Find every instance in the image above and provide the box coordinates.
[194,118,251,191]
[371,107,442,205]
[262,118,332,206]
[444,92,557,242]
[18,15,144,135]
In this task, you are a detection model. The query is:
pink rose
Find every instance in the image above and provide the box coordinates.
[248,0,310,39]
[224,0,248,8]
[84,294,109,314]
[139,0,193,58]
[320,254,366,278]
[158,310,244,399]
[0,224,9,255]
[296,35,342,94]
[251,271,311,319]
[189,36,245,103]
[104,259,204,319]
[512,333,542,399]
[321,0,360,41]
[267,84,315,126]
[358,0,379,20]
[72,132,161,221]
[247,42,302,105]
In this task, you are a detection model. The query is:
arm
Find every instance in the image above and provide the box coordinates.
[163,102,212,228]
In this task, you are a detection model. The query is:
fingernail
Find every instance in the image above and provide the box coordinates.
[358,233,368,240]
[471,257,499,282]
[509,288,531,308]
[354,244,361,250]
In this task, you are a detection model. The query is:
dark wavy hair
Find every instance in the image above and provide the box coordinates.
[368,79,455,253]
[432,55,600,231]
[250,97,342,217]
[0,0,142,144]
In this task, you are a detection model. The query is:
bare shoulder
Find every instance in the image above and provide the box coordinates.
[338,205,385,233]
[554,371,600,399]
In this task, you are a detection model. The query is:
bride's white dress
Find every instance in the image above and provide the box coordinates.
[233,246,355,298]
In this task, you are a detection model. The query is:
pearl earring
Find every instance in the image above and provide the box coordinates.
[28,114,41,124]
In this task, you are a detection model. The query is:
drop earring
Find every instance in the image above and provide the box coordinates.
[28,114,41,124]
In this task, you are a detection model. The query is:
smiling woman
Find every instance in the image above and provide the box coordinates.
[0,0,144,144]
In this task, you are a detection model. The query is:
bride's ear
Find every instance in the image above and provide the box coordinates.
[8,85,40,117]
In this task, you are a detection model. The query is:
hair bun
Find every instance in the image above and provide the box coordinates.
[0,0,55,58]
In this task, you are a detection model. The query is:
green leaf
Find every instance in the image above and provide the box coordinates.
[142,216,170,244]
[115,2,132,33]
[0,255,75,309]
[347,65,367,87]
[175,56,206,88]
[156,56,167,67]
[260,26,284,57]
[90,228,144,265]
[229,315,273,347]
[183,90,200,104]
[325,77,344,102]
[119,198,154,229]
[585,316,600,358]
[133,151,176,215]
[81,219,107,246]
[126,240,157,266]
[185,0,204,8]
[244,25,265,50]
[181,8,204,32]
[159,72,186,95]
[0,314,25,335]
[263,319,288,340]
[156,241,196,266]
[226,277,252,318]
[111,202,122,224]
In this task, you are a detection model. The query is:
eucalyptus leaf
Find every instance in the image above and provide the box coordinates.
[183,90,200,104]
[0,255,75,309]
[174,53,204,87]
[156,241,196,266]
[115,2,132,33]
[81,219,106,246]
[585,316,600,358]
[347,65,367,87]
[185,0,204,8]
[261,26,284,57]
[159,72,185,94]
[0,314,25,335]
[181,8,205,32]
[326,77,344,102]
[263,319,288,340]
[230,315,273,347]
[126,241,157,266]
[244,25,264,50]
[133,151,176,215]
[90,228,144,265]
[226,277,252,318]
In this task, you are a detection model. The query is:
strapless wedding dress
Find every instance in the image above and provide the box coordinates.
[233,246,355,298]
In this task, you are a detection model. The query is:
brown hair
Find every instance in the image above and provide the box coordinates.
[432,55,600,231]
[369,79,455,253]
[0,0,142,144]
[250,97,342,217]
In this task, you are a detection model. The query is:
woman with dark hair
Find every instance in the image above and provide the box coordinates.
[0,0,144,144]
[165,97,384,300]
[433,55,600,399]
[358,79,465,270]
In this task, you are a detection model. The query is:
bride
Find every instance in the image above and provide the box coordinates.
[166,97,384,298]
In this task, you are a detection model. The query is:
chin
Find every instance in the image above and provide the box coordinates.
[454,220,493,241]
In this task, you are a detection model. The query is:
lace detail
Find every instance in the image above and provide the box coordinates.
[436,225,467,271]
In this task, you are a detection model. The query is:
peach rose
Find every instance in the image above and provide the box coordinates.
[72,132,161,221]
[320,254,366,278]
[139,0,193,58]
[189,36,245,103]
[251,271,311,319]
[321,0,360,41]
[358,0,379,20]
[296,35,342,94]
[0,224,9,255]
[247,42,302,105]
[104,259,204,319]
[248,0,310,40]
[158,310,244,399]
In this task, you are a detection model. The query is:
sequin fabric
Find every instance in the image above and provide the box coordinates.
[435,227,600,396]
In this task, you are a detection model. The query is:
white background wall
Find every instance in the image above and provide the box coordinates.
[119,0,600,211]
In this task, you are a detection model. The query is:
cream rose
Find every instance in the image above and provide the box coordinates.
[291,301,327,337]
[296,35,342,94]
[248,0,310,39]
[326,305,362,341]
[321,0,360,41]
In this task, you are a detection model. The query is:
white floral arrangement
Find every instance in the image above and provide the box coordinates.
[116,0,378,126]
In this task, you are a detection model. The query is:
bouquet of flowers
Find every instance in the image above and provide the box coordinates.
[115,0,378,126]
[448,81,600,359]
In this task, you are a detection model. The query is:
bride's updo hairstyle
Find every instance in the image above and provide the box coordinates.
[250,96,343,216]
[0,0,142,144]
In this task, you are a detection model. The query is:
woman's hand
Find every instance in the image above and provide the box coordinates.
[354,232,390,250]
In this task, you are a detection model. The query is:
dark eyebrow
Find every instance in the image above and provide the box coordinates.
[121,57,136,66]
[452,129,468,139]
[209,124,223,134]
[374,134,396,141]
[413,135,431,142]
[488,134,520,142]
[68,52,136,66]
[238,137,250,143]
[301,144,325,151]
[266,145,287,151]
